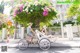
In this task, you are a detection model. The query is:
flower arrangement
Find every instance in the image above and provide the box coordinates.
[13,0,57,27]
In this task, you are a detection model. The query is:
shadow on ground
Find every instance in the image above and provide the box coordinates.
[13,43,72,53]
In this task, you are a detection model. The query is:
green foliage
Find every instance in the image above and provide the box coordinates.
[13,3,57,27]
[66,0,80,24]
[0,30,2,37]
[8,26,15,35]
[73,0,80,4]
[67,4,79,17]
[14,12,29,27]
[53,23,60,26]
[63,21,75,26]
[2,23,7,28]
[39,21,52,29]
[77,15,80,24]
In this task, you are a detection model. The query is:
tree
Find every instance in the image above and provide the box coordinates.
[0,13,8,29]
[66,0,80,24]
[12,0,57,28]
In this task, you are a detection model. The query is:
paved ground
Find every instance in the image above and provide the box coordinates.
[1,39,80,48]
[0,48,80,53]
[0,39,80,53]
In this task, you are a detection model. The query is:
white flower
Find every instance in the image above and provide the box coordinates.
[28,4,30,7]
[42,8,44,10]
[23,10,25,11]
[25,7,28,12]
[30,10,33,12]
[34,0,39,6]
[48,8,51,11]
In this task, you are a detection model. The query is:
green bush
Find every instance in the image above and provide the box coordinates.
[13,2,57,28]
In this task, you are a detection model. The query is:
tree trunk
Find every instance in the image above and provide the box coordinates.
[35,19,40,28]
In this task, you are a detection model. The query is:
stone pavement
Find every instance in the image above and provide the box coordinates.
[0,38,80,48]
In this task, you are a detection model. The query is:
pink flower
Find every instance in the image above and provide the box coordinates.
[11,0,14,3]
[19,4,24,12]
[43,9,48,16]
[20,0,22,3]
[14,9,19,17]
[13,14,16,17]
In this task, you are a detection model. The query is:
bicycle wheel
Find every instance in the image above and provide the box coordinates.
[39,38,51,50]
[18,39,28,50]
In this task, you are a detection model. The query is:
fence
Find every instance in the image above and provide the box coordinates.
[0,25,80,40]
[63,25,80,38]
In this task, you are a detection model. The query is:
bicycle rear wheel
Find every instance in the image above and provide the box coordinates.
[18,39,28,50]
